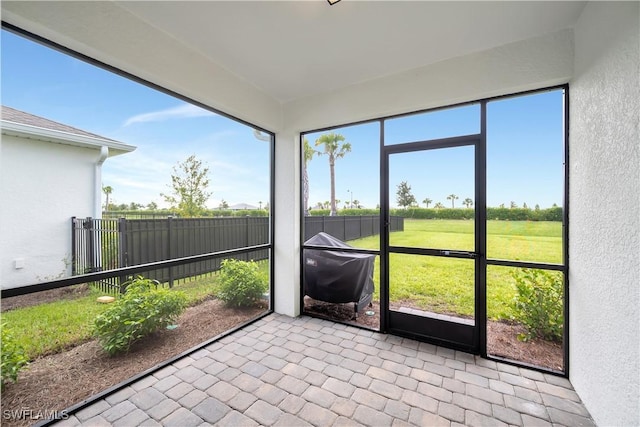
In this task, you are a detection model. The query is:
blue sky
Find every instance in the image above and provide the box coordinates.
[1,30,270,210]
[2,30,564,211]
[305,93,564,210]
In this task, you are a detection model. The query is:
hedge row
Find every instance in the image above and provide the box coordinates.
[103,209,270,219]
[106,206,562,222]
[309,207,562,222]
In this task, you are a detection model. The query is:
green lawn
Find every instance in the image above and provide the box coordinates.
[1,288,111,360]
[348,219,563,319]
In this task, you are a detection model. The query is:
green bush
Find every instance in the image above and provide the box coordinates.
[93,277,187,355]
[1,323,29,390]
[510,268,563,342]
[218,259,267,307]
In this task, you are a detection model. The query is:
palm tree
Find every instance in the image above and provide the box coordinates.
[447,194,459,208]
[463,197,473,208]
[102,185,113,212]
[434,202,445,209]
[510,201,518,209]
[302,138,316,216]
[315,133,351,216]
[422,198,432,208]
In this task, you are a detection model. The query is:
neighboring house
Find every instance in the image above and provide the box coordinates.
[229,203,258,211]
[0,106,135,289]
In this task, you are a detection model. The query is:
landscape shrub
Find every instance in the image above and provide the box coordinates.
[1,323,29,390]
[218,259,267,307]
[509,268,563,342]
[93,277,187,355]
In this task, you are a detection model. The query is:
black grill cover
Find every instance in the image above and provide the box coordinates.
[303,232,375,312]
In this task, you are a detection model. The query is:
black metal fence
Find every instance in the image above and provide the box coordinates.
[71,217,121,292]
[303,215,404,241]
[72,215,402,293]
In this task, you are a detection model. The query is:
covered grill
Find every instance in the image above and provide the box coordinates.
[303,232,375,316]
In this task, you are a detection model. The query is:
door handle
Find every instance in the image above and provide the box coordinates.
[440,250,478,259]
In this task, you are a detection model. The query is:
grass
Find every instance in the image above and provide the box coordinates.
[1,288,111,360]
[348,219,563,319]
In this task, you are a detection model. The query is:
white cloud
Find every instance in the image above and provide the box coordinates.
[123,103,216,126]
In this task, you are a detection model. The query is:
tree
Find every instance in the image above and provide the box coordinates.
[315,133,351,216]
[434,202,445,209]
[463,197,473,208]
[102,185,113,212]
[302,138,316,216]
[510,201,518,209]
[147,201,158,211]
[161,155,212,217]
[523,202,529,209]
[396,181,416,209]
[447,194,459,208]
[422,198,432,208]
[218,199,229,210]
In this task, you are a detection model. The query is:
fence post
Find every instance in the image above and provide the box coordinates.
[168,216,174,288]
[84,217,96,273]
[245,216,250,261]
[343,216,347,241]
[118,218,128,293]
[71,217,77,276]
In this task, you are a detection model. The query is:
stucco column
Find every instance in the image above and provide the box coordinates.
[273,130,301,317]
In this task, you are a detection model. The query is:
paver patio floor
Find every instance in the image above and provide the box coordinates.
[56,314,594,426]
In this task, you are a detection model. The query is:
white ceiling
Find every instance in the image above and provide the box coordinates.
[114,1,587,103]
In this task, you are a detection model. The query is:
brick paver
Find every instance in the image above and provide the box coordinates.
[52,314,593,426]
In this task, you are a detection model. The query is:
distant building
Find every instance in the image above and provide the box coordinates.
[229,203,259,211]
[0,106,135,288]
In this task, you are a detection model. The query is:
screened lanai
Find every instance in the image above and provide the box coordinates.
[0,2,637,426]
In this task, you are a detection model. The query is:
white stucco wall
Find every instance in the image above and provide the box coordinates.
[0,135,99,288]
[569,3,640,426]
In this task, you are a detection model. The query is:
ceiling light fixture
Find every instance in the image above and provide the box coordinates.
[327,0,341,5]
